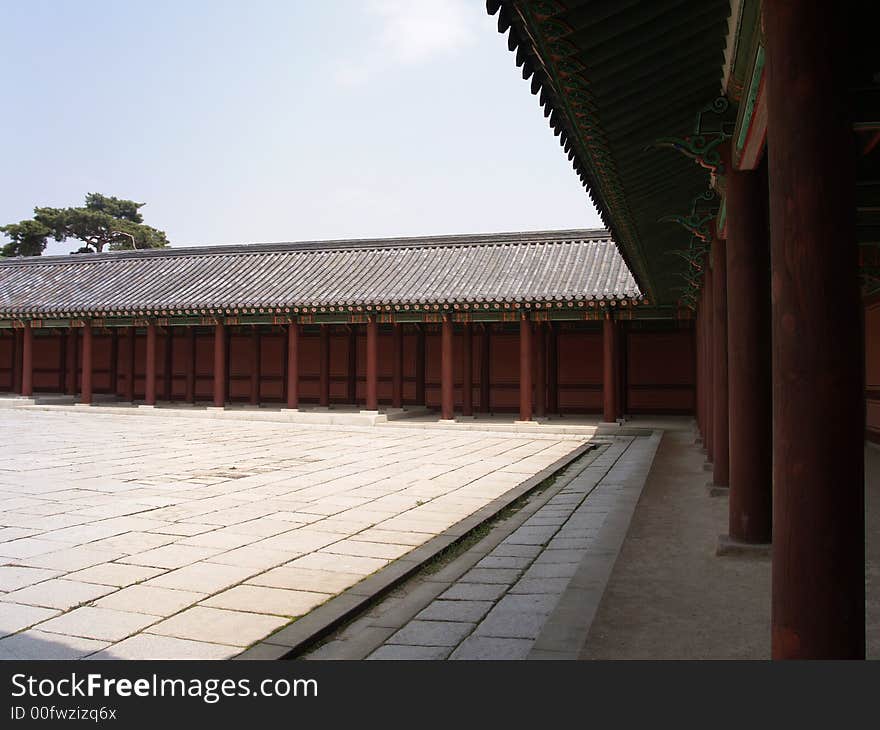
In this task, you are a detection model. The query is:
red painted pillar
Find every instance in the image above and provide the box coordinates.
[415,325,425,406]
[441,316,454,420]
[21,323,33,397]
[712,238,729,487]
[213,322,225,407]
[547,323,558,415]
[287,323,299,409]
[185,328,196,403]
[695,302,703,439]
[163,329,173,401]
[614,317,624,419]
[12,329,22,394]
[80,322,93,405]
[704,267,714,459]
[519,315,533,422]
[124,327,135,402]
[726,160,772,544]
[765,0,863,659]
[223,327,230,404]
[365,316,378,411]
[109,329,119,397]
[66,328,78,395]
[534,321,546,418]
[462,322,473,416]
[347,327,357,404]
[59,329,67,392]
[480,325,491,413]
[391,323,403,408]
[319,326,330,407]
[250,327,261,406]
[602,313,616,423]
[144,322,157,406]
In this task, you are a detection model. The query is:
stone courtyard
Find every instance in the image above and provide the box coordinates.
[0,407,587,659]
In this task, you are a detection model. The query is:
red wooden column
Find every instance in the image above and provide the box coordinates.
[212,322,226,407]
[250,327,261,406]
[185,328,196,403]
[319,326,330,408]
[461,322,473,417]
[109,329,119,397]
[480,324,491,413]
[59,329,67,393]
[726,160,771,544]
[66,328,78,395]
[21,323,33,397]
[534,321,546,418]
[415,325,425,406]
[223,327,230,404]
[703,267,714,460]
[124,327,135,402]
[144,322,157,406]
[287,323,299,409]
[602,313,617,423]
[712,238,729,487]
[440,316,454,419]
[765,1,863,659]
[695,301,703,439]
[347,327,357,405]
[365,316,378,411]
[519,315,533,422]
[547,323,558,415]
[12,329,22,394]
[163,329,173,401]
[391,323,403,409]
[80,322,93,405]
[614,317,624,419]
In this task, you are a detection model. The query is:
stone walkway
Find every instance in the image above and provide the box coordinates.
[0,408,587,659]
[301,431,661,660]
[580,430,880,659]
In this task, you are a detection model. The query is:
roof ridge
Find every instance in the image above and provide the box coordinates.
[0,228,612,267]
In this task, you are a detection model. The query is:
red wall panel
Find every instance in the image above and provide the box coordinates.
[0,334,14,391]
[626,329,695,413]
[557,329,602,413]
[32,332,64,392]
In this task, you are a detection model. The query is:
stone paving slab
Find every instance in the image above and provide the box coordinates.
[0,407,587,659]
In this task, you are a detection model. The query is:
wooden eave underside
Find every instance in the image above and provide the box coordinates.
[488,0,731,305]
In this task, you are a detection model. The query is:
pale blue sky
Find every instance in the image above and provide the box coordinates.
[0,0,601,255]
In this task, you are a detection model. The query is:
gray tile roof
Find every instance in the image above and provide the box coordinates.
[0,229,640,317]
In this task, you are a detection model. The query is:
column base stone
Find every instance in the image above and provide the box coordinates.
[705,482,729,497]
[716,534,771,558]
